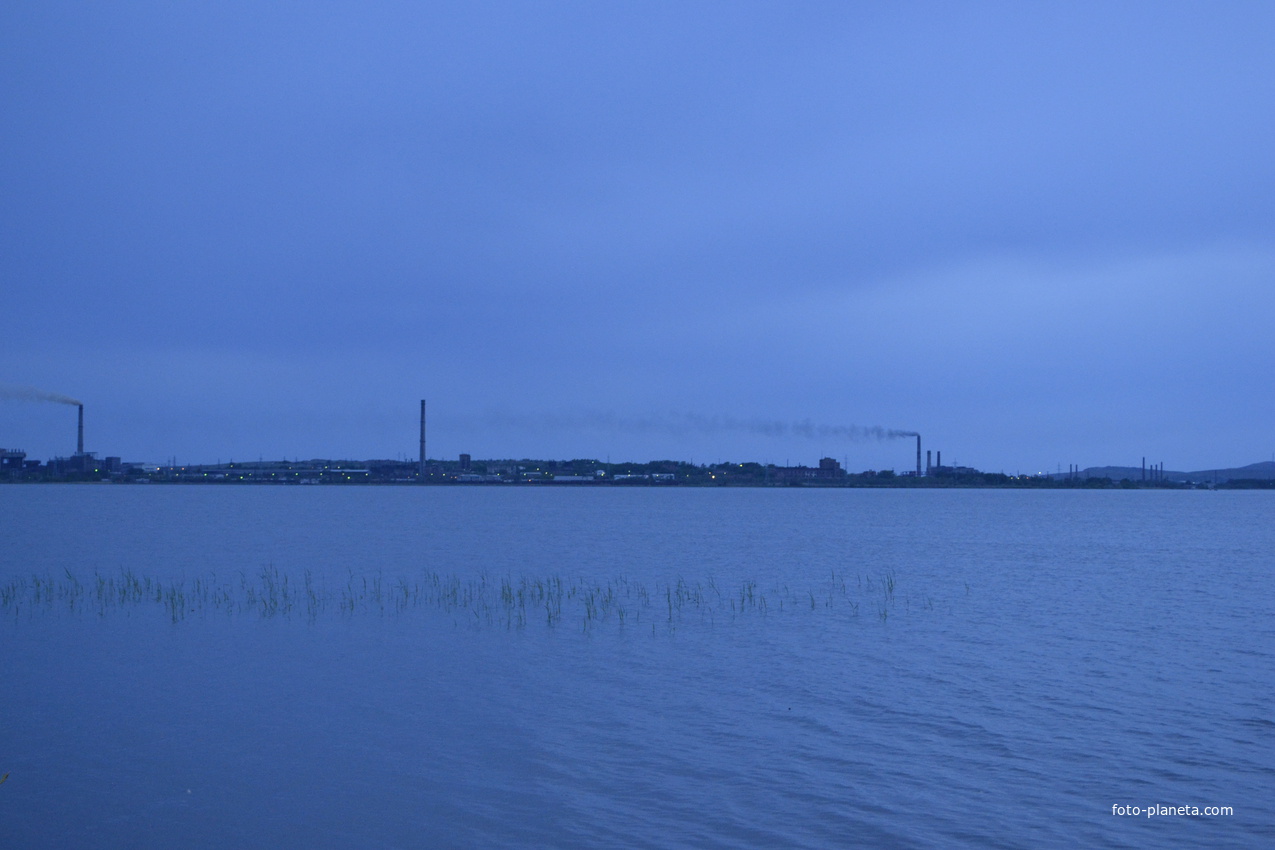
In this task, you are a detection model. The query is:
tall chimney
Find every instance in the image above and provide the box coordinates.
[419,400,426,479]
[916,434,922,477]
[926,450,932,475]
[77,404,84,455]
[1142,457,1146,481]
[936,450,941,470]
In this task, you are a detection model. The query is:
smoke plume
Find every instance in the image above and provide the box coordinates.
[0,384,82,405]
[482,411,916,441]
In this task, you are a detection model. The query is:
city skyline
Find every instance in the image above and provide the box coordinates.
[3,388,1269,480]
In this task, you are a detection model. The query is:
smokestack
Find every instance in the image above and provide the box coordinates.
[1142,457,1146,481]
[419,400,426,479]
[916,434,921,477]
[926,450,932,475]
[77,404,84,455]
[936,451,941,470]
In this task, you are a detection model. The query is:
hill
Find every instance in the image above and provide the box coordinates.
[1052,461,1275,484]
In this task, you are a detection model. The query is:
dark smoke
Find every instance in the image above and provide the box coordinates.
[0,384,82,405]
[481,411,916,441]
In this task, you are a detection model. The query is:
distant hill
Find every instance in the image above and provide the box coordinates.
[1051,461,1275,484]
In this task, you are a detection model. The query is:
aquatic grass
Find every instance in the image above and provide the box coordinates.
[0,566,933,631]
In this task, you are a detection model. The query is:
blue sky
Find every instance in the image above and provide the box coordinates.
[3,2,1273,473]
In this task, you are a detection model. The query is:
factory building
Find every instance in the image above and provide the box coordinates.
[770,457,846,483]
[1,448,27,474]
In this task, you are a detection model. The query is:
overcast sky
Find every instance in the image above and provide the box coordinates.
[3,2,1273,473]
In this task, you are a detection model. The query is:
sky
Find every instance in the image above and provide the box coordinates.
[3,1,1273,474]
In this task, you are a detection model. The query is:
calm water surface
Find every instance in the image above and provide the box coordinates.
[2,486,1272,848]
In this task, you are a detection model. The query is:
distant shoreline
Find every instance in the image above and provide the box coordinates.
[6,455,1273,489]
[4,477,1271,490]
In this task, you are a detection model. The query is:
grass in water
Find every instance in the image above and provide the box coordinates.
[0,566,936,631]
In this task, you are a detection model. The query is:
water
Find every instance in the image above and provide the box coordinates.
[2,487,1272,848]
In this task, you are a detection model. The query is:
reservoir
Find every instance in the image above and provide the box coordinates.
[2,487,1271,848]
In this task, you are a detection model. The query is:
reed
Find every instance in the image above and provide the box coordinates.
[0,565,931,631]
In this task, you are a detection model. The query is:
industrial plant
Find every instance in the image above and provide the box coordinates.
[2,402,126,479]
[3,395,1271,488]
